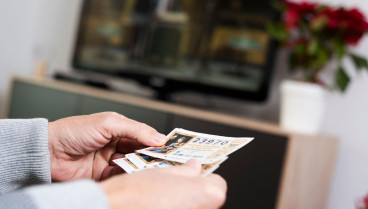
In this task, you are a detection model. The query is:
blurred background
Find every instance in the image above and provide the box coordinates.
[0,0,368,208]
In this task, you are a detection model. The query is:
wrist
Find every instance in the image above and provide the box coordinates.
[25,180,110,209]
[48,122,59,180]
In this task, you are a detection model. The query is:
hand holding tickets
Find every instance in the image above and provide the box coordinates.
[113,128,253,175]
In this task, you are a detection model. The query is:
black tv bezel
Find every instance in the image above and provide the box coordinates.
[71,0,279,102]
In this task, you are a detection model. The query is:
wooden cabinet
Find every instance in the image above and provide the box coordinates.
[8,81,80,121]
[79,97,170,133]
[3,76,338,209]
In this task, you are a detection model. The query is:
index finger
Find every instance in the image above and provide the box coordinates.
[102,113,167,147]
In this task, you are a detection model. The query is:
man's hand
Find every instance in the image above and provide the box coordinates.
[48,112,166,182]
[100,159,227,209]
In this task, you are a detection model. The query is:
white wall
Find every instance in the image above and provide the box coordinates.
[291,0,368,207]
[0,0,81,111]
[0,0,39,102]
[0,0,368,208]
[31,0,82,72]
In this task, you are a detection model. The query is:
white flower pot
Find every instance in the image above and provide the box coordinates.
[280,80,326,135]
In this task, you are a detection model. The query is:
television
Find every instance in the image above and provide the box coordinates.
[71,0,279,101]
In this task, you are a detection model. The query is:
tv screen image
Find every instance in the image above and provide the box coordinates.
[72,0,279,101]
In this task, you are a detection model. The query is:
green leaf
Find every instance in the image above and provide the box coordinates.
[307,38,319,55]
[333,39,346,60]
[310,47,329,70]
[266,23,288,42]
[271,1,286,11]
[317,48,329,65]
[310,15,327,32]
[315,5,328,13]
[335,67,350,92]
[295,42,307,55]
[350,53,368,71]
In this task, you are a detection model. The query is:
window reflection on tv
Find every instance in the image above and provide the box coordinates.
[73,0,278,99]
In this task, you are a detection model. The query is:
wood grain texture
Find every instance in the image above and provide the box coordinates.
[276,134,339,209]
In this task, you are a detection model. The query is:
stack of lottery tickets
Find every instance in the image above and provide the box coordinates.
[113,128,253,176]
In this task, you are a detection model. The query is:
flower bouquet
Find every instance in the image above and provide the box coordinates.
[268,1,368,91]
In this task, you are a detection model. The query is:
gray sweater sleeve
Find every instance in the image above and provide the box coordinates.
[0,119,110,209]
[0,119,51,193]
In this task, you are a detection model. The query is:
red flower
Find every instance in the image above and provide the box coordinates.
[356,193,368,209]
[286,37,308,49]
[285,9,300,30]
[285,1,318,30]
[286,1,317,14]
[364,194,368,208]
[320,7,368,45]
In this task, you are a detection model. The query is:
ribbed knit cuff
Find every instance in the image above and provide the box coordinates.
[24,180,110,209]
[0,119,51,194]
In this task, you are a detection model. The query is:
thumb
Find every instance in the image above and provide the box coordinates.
[167,159,202,177]
[185,159,202,171]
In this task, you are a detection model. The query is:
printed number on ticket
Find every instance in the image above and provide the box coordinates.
[137,128,253,164]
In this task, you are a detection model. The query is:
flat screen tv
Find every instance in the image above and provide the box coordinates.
[72,0,279,101]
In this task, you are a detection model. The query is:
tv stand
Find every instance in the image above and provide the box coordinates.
[152,87,172,102]
[54,71,111,90]
[53,71,177,102]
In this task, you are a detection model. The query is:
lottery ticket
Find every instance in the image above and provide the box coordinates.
[137,128,253,164]
[113,158,142,174]
[115,154,227,176]
[200,157,228,176]
[126,153,168,169]
[201,165,220,176]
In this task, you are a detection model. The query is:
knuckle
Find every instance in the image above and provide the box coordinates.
[215,190,227,206]
[99,112,118,126]
[108,111,121,118]
[203,180,226,207]
[213,174,227,189]
[103,111,124,119]
[104,112,124,121]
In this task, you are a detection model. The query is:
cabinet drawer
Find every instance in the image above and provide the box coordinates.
[8,81,80,121]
